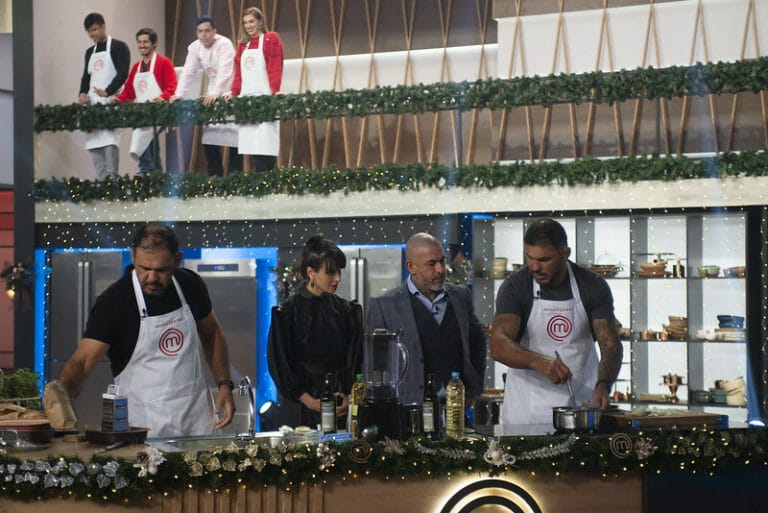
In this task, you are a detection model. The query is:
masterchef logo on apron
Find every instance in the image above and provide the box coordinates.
[501,263,599,424]
[546,315,573,342]
[84,37,119,151]
[122,271,218,436]
[138,79,148,93]
[237,35,280,156]
[158,328,184,356]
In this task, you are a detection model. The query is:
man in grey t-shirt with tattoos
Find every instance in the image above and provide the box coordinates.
[490,218,623,424]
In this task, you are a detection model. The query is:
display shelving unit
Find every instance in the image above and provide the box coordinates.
[473,212,749,423]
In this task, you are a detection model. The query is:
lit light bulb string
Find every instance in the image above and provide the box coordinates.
[1,427,767,504]
[763,206,768,412]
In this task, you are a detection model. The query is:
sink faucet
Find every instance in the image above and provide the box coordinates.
[235,376,255,439]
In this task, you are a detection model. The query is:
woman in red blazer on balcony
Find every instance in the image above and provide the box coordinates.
[226,6,284,172]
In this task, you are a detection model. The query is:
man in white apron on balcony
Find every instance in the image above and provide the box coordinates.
[78,13,129,180]
[171,16,241,176]
[490,218,624,425]
[113,28,178,174]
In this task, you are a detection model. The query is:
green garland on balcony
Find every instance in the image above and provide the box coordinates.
[33,151,768,203]
[0,429,765,505]
[34,57,768,132]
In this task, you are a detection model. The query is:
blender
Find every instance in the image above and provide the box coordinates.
[357,329,409,439]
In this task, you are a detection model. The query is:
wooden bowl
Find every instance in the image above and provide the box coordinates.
[640,261,666,271]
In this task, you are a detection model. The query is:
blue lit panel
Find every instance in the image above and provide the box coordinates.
[33,249,48,394]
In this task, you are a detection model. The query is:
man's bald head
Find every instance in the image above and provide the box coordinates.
[405,232,442,260]
[405,233,446,300]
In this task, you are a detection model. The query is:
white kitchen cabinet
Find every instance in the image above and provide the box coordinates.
[474,211,749,423]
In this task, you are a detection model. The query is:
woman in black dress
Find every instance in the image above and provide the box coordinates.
[267,235,364,428]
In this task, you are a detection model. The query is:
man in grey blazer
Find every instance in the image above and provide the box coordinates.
[367,233,488,404]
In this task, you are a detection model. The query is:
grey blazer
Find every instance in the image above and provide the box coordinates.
[366,281,488,404]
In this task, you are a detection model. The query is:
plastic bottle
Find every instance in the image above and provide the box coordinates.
[445,371,465,440]
[347,373,365,437]
[422,373,441,440]
[320,373,337,433]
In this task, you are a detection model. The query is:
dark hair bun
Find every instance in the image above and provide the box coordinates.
[305,234,325,248]
[300,234,345,281]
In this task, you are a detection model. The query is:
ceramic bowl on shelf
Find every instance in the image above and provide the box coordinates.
[697,265,720,278]
[490,257,509,279]
[724,266,746,278]
[710,388,728,404]
[691,390,712,404]
[717,315,744,329]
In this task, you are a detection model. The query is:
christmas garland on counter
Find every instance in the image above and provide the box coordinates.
[0,429,765,505]
[34,57,768,132]
[33,151,768,203]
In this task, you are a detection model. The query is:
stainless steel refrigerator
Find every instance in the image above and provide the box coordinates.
[48,250,126,429]
[182,259,257,383]
[336,245,405,316]
[182,259,258,435]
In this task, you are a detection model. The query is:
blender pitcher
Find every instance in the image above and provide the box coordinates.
[364,329,409,403]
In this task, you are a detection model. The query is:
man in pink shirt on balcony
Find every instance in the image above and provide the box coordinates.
[171,17,241,176]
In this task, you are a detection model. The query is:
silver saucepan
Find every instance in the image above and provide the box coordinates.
[552,406,602,431]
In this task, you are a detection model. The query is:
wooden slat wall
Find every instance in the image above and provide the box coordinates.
[166,0,767,174]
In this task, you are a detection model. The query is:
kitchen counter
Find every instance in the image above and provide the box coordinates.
[4,436,145,461]
[0,426,765,513]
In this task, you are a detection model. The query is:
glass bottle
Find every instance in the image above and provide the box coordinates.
[347,373,365,437]
[320,373,337,434]
[422,373,441,440]
[445,371,465,440]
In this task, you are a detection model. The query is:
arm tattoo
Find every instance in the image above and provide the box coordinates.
[593,318,623,383]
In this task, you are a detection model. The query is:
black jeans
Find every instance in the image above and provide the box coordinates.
[203,144,243,176]
[138,138,162,173]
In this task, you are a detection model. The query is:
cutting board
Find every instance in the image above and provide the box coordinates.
[602,411,728,431]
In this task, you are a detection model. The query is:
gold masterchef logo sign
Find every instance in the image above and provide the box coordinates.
[439,479,542,513]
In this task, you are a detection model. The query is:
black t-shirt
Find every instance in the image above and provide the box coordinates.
[79,38,131,96]
[495,261,615,340]
[83,266,212,376]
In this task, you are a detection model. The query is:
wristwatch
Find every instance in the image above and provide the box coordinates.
[216,379,235,391]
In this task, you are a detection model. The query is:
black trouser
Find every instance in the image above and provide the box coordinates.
[203,144,243,176]
[251,155,277,173]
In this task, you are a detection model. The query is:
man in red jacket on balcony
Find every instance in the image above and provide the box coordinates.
[113,28,177,174]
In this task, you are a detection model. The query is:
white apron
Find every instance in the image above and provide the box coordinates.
[129,53,164,161]
[199,47,238,147]
[237,35,279,156]
[114,271,217,437]
[84,37,120,150]
[501,264,599,425]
